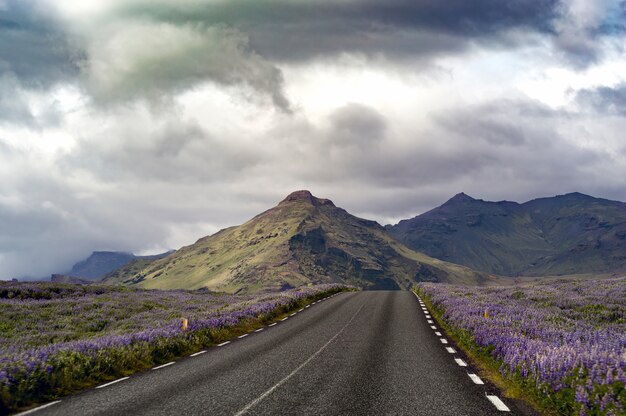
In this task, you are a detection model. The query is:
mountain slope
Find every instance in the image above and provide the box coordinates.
[62,251,174,281]
[104,191,494,292]
[388,192,626,276]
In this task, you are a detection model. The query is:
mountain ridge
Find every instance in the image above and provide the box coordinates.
[104,190,495,292]
[388,192,626,276]
[60,250,174,281]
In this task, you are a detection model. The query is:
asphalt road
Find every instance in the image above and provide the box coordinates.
[27,291,518,415]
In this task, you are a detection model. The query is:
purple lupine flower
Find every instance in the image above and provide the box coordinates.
[0,281,351,398]
[419,277,626,414]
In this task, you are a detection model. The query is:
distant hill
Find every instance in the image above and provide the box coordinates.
[61,250,174,281]
[104,191,495,293]
[387,192,626,276]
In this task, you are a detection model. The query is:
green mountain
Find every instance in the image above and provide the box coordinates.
[104,191,495,293]
[387,192,626,276]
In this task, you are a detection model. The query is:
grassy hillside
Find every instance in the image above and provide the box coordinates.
[104,191,495,292]
[388,192,626,276]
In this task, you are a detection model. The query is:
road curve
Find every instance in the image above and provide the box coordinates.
[28,291,519,415]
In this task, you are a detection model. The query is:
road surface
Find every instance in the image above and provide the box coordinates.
[26,291,518,415]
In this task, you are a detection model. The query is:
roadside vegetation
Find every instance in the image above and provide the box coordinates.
[0,282,351,412]
[416,278,626,416]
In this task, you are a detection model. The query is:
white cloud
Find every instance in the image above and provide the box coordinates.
[553,0,622,66]
[79,20,289,109]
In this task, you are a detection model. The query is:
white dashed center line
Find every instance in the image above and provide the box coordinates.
[233,302,366,416]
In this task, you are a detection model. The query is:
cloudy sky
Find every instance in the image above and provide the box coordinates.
[1,0,626,279]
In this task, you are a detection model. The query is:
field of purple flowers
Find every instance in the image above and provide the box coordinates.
[0,282,348,411]
[418,278,626,416]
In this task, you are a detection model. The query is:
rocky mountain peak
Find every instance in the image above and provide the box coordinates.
[445,192,476,205]
[279,190,335,207]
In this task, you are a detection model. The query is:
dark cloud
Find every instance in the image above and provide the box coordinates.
[118,0,559,62]
[0,1,291,111]
[113,0,626,69]
[0,0,79,88]
[576,83,626,115]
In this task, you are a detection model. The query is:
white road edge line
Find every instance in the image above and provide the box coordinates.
[238,334,249,339]
[152,362,175,370]
[468,373,484,385]
[255,328,264,332]
[14,401,62,415]
[96,377,130,389]
[233,301,367,416]
[486,395,511,412]
[217,341,231,347]
[190,350,207,357]
[305,305,310,308]
[440,338,448,344]
[281,317,289,321]
[435,331,442,336]
[446,347,456,353]
[455,358,468,367]
[268,323,277,327]
[430,325,437,330]
[427,320,434,324]
[290,313,297,317]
